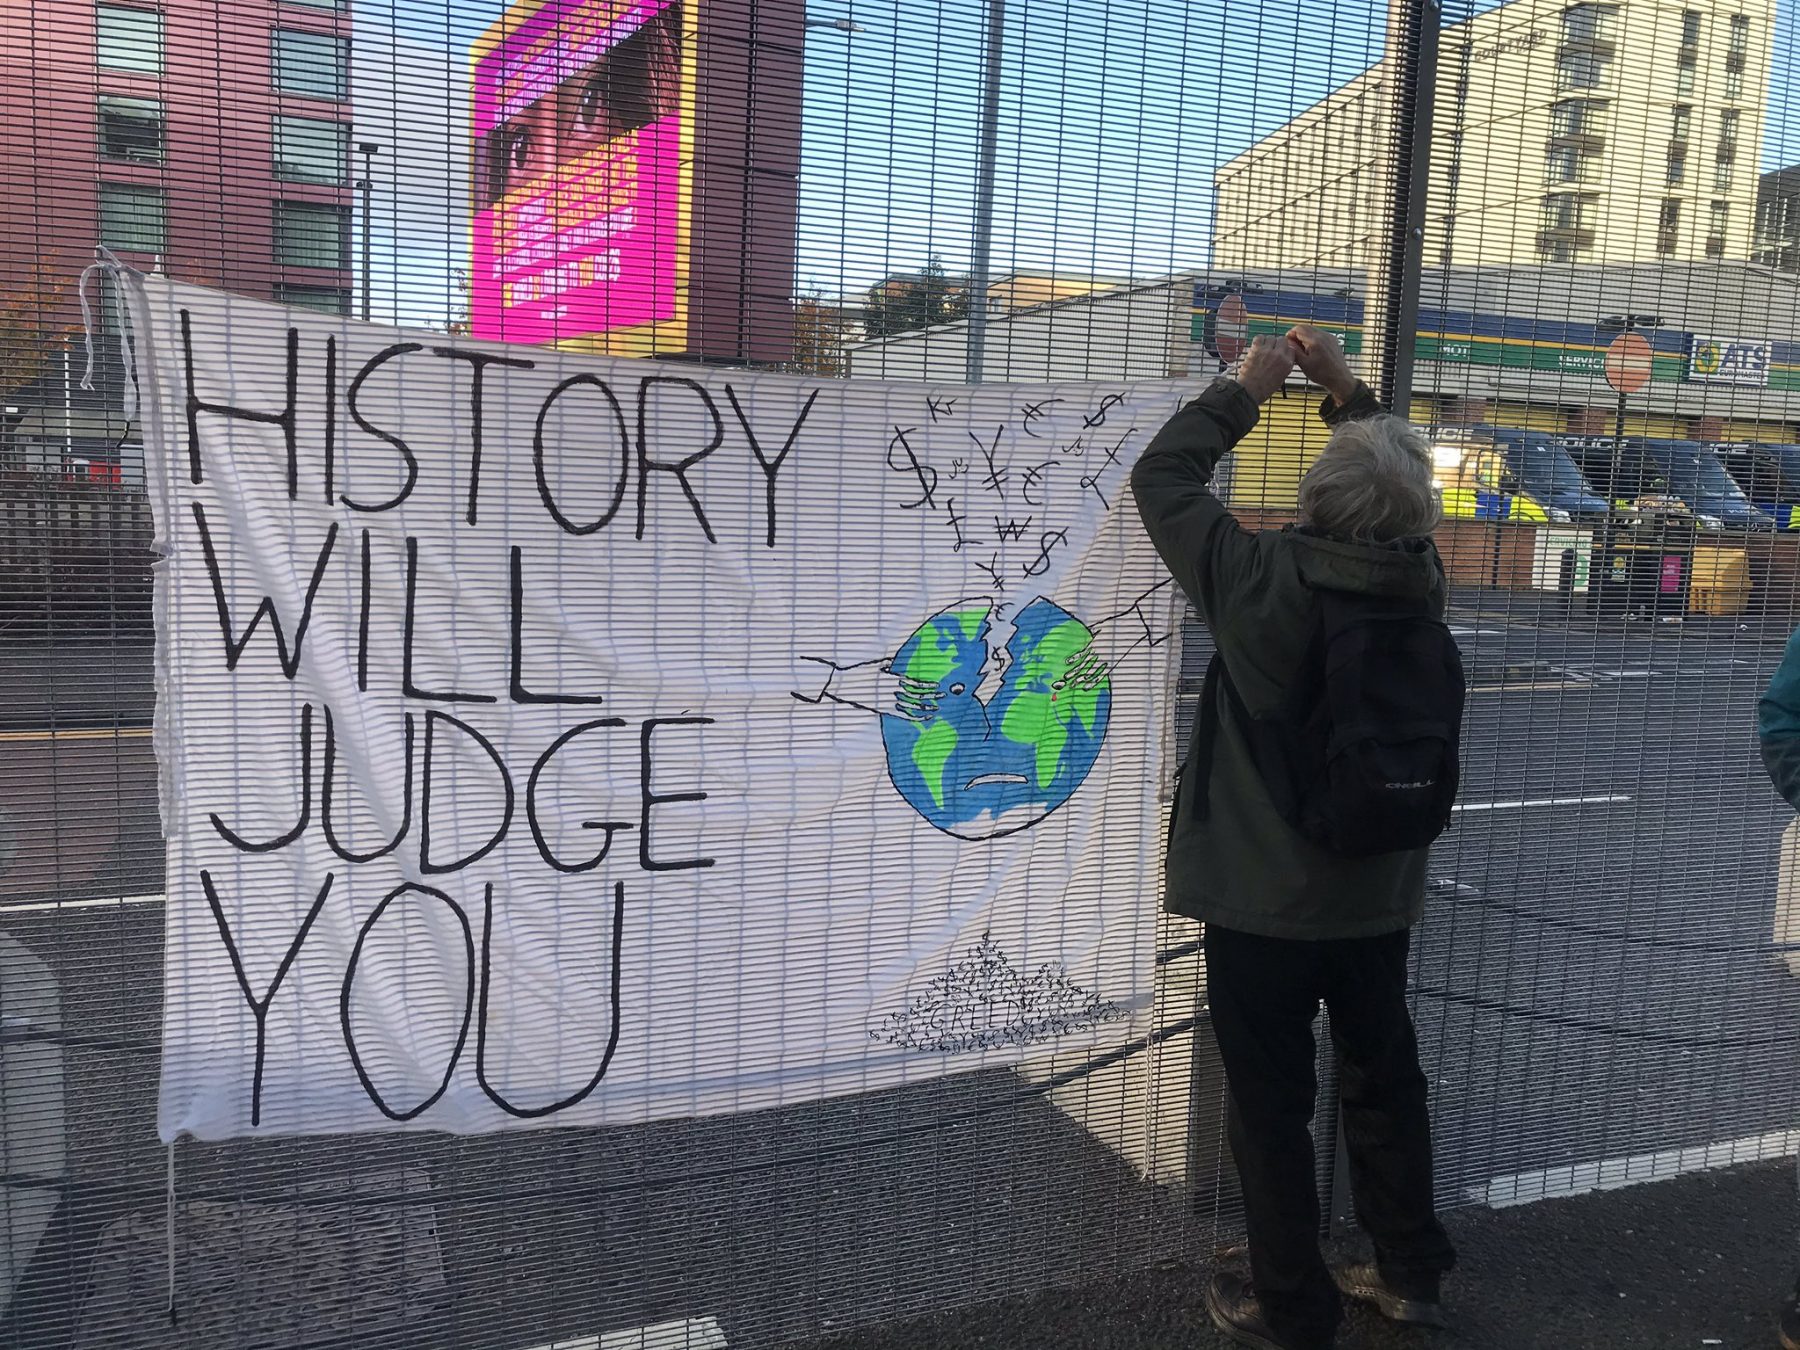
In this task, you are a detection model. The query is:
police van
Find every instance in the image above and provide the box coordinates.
[1713,442,1800,530]
[1559,435,1775,531]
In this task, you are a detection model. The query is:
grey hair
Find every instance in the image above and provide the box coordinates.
[1297,415,1441,543]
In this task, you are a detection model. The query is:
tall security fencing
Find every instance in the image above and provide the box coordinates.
[4,0,1800,1344]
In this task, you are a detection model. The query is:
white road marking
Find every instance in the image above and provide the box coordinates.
[513,1319,728,1350]
[0,891,164,915]
[1452,795,1631,813]
[1470,1127,1800,1208]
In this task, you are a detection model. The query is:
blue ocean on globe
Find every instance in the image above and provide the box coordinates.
[880,598,1112,839]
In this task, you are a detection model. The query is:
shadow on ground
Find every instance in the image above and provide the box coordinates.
[799,1158,1797,1350]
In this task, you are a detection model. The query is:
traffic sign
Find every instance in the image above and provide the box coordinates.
[1603,331,1653,394]
[1214,294,1249,363]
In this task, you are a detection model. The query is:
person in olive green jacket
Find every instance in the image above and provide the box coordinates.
[1132,327,1456,1350]
[1756,630,1800,1350]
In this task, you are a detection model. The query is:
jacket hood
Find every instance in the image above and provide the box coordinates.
[1288,529,1441,603]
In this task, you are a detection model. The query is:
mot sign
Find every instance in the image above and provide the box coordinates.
[1688,334,1772,387]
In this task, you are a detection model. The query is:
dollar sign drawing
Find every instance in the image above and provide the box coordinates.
[1021,528,1067,578]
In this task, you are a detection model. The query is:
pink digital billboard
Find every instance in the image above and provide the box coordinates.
[471,0,688,348]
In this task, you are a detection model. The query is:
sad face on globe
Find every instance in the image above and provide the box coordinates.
[879,598,1112,840]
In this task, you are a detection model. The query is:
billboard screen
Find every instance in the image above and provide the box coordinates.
[471,0,690,349]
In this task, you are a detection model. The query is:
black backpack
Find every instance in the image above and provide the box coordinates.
[1190,588,1465,857]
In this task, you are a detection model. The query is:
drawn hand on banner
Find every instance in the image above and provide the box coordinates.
[791,579,1173,840]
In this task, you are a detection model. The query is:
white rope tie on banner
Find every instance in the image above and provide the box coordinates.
[76,245,139,422]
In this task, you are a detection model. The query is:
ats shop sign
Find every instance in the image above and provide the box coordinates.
[1688,335,1772,387]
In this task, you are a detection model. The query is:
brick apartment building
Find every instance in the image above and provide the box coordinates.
[0,0,355,481]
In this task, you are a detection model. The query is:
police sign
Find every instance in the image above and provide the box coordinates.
[1688,334,1772,386]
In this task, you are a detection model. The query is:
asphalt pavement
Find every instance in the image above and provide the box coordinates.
[799,1156,1800,1350]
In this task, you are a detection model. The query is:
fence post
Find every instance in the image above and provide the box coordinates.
[1322,0,1439,1239]
[1373,0,1439,415]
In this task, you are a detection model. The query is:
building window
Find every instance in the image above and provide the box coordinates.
[1551,98,1608,139]
[1718,108,1740,157]
[1725,66,1744,100]
[1557,48,1609,90]
[95,4,163,74]
[98,95,164,164]
[1728,14,1749,59]
[1667,153,1686,185]
[275,201,348,268]
[1671,105,1692,141]
[1542,193,1584,231]
[273,29,349,101]
[1561,4,1618,44]
[283,0,347,9]
[1681,9,1703,45]
[1708,199,1730,256]
[1545,146,1585,183]
[1715,161,1733,191]
[275,283,350,314]
[98,183,166,252]
[1657,197,1682,254]
[274,115,348,185]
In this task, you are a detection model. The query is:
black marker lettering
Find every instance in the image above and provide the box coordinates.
[1021,527,1068,578]
[403,536,497,704]
[182,310,297,492]
[432,346,535,526]
[356,529,372,693]
[636,376,723,543]
[475,879,624,1118]
[724,383,820,548]
[533,374,630,536]
[210,702,313,852]
[321,705,413,864]
[342,343,423,513]
[322,334,337,505]
[193,502,337,679]
[419,709,514,874]
[201,868,333,1128]
[340,883,474,1122]
[639,716,714,872]
[526,718,632,873]
[1083,392,1127,428]
[886,427,938,509]
[510,547,606,704]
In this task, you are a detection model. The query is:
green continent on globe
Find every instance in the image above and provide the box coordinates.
[904,604,991,809]
[999,615,1108,789]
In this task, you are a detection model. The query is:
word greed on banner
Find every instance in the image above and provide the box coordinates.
[130,273,1194,1141]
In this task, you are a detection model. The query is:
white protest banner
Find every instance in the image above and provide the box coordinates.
[126,271,1197,1140]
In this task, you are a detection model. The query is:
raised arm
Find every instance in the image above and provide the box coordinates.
[1129,336,1294,625]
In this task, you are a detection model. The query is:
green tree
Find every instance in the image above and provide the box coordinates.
[863,256,968,337]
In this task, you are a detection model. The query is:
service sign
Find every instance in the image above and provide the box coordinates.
[1687,334,1772,387]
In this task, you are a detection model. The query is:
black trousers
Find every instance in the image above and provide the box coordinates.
[1205,923,1456,1348]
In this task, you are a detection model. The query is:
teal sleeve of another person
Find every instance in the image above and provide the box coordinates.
[1758,625,1800,810]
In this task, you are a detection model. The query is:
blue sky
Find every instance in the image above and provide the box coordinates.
[354,0,1800,324]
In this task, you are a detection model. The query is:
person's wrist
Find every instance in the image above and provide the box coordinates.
[1324,375,1361,405]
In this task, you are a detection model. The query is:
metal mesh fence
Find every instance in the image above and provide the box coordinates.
[2,0,1799,1345]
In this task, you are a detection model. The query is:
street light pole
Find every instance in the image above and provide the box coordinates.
[357,142,379,323]
[965,0,1004,384]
